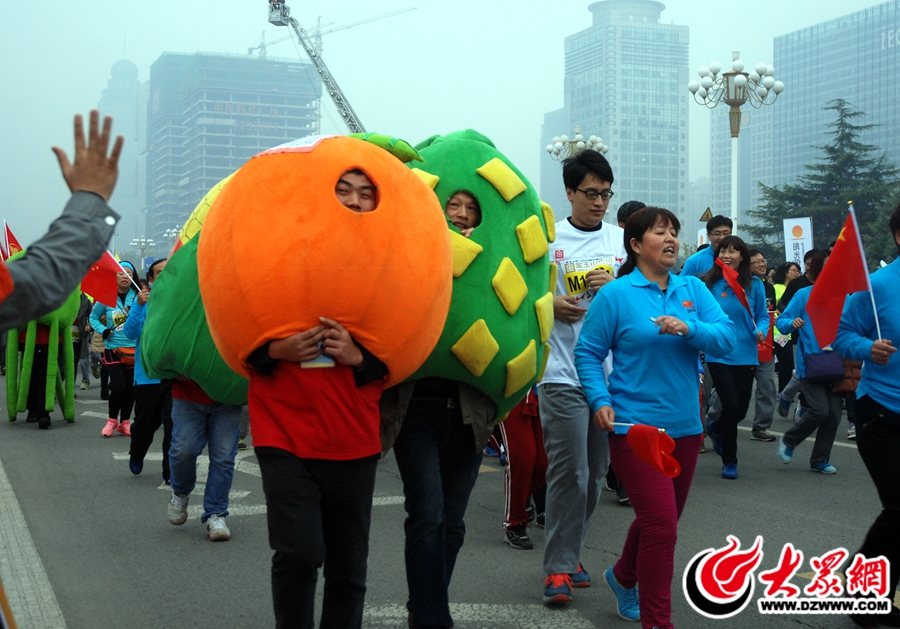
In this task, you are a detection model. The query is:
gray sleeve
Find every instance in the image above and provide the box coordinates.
[0,191,120,330]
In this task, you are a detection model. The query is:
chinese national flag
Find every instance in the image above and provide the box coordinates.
[81,250,128,307]
[807,207,871,348]
[2,222,23,261]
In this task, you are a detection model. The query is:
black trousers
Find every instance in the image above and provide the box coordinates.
[707,363,755,465]
[23,344,50,417]
[104,350,134,421]
[130,381,173,482]
[854,395,900,595]
[256,446,378,629]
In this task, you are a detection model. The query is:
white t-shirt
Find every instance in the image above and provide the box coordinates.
[541,218,627,388]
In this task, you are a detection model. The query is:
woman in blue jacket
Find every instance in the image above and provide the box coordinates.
[123,258,172,483]
[701,236,769,480]
[89,261,139,437]
[575,207,735,629]
[833,205,900,628]
[774,250,841,474]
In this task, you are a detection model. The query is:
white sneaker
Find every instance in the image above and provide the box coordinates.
[168,493,189,525]
[206,514,231,541]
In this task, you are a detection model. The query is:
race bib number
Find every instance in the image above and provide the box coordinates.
[112,310,127,328]
[562,257,615,296]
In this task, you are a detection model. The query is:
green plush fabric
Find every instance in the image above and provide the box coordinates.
[406,129,554,419]
[5,250,77,421]
[349,133,422,163]
[140,235,248,405]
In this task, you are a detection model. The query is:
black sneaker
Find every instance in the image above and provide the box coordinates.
[504,525,533,550]
[535,512,545,528]
[525,496,536,523]
[615,485,631,505]
[38,415,51,430]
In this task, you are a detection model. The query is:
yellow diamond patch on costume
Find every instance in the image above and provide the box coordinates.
[449,231,484,278]
[535,292,554,344]
[537,343,551,381]
[451,319,500,377]
[492,258,528,315]
[411,168,440,189]
[541,202,556,243]
[476,158,527,202]
[505,340,536,398]
[549,263,558,293]
[516,215,549,264]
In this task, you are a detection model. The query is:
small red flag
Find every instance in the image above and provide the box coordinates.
[626,424,681,478]
[82,250,129,307]
[715,257,750,312]
[3,221,23,261]
[807,207,871,348]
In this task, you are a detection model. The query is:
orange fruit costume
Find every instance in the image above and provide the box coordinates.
[197,135,453,388]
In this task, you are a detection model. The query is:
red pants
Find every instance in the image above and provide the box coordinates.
[609,433,701,629]
[498,390,547,529]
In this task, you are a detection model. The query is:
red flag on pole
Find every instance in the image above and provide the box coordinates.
[807,206,872,348]
[82,250,130,307]
[3,222,23,261]
[625,424,681,478]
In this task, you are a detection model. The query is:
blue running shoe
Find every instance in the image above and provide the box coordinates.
[707,420,723,456]
[543,573,573,604]
[811,462,837,474]
[604,567,640,621]
[722,462,738,480]
[776,393,791,418]
[483,446,499,457]
[778,437,793,464]
[570,563,591,588]
[129,459,143,475]
[795,405,808,420]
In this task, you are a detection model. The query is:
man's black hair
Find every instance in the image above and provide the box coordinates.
[617,200,646,226]
[804,248,819,263]
[562,150,614,193]
[748,248,762,258]
[706,215,733,234]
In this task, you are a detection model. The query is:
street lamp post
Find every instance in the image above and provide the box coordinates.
[687,51,784,235]
[163,225,182,247]
[129,236,157,271]
[545,125,609,162]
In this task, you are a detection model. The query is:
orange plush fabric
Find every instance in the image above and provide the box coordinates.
[197,135,453,388]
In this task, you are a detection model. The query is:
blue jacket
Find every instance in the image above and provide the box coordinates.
[123,300,159,386]
[775,286,825,378]
[90,291,138,350]
[706,276,769,366]
[833,259,900,413]
[574,269,736,438]
[680,246,715,278]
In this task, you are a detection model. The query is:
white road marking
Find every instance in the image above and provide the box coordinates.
[74,400,107,405]
[737,425,857,449]
[363,603,594,628]
[80,411,108,418]
[0,457,67,628]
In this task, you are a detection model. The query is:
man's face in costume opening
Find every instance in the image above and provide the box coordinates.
[335,170,378,213]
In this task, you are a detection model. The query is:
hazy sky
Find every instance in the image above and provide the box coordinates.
[0,0,881,246]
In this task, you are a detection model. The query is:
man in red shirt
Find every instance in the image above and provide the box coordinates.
[247,169,388,629]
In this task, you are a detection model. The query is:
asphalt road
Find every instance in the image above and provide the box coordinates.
[0,376,888,629]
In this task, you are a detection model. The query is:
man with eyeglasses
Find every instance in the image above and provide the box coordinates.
[539,149,626,605]
[680,215,733,278]
[748,249,778,441]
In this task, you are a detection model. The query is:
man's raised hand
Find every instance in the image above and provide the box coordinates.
[52,110,124,202]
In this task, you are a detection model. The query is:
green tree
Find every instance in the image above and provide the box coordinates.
[745,99,899,268]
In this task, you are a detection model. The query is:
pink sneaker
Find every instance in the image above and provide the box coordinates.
[102,418,117,437]
[116,420,131,436]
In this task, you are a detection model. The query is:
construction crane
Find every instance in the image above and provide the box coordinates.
[249,8,415,58]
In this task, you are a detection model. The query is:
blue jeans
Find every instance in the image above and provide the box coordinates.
[393,401,483,628]
[169,398,241,522]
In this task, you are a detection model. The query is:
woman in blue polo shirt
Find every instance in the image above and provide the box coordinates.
[775,249,844,475]
[701,236,770,480]
[575,206,735,629]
